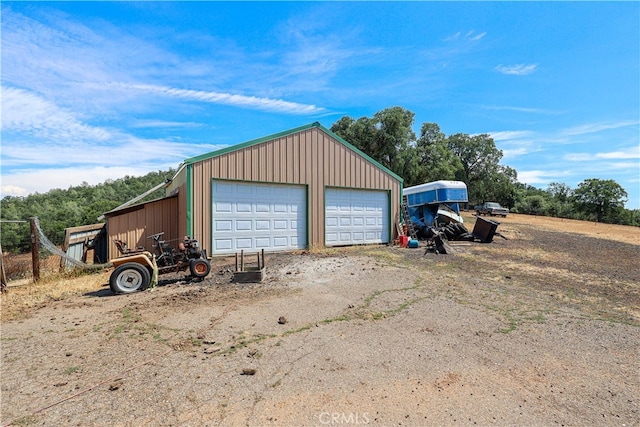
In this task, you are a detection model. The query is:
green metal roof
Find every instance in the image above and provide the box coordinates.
[182,121,403,183]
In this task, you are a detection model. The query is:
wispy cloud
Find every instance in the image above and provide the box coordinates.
[2,6,326,116]
[467,31,487,41]
[1,86,112,142]
[486,130,542,159]
[1,166,174,197]
[560,120,639,137]
[565,146,640,162]
[495,64,538,75]
[0,87,224,171]
[489,130,535,141]
[502,147,534,158]
[115,83,324,115]
[517,170,571,185]
[444,30,486,42]
[482,105,556,114]
[130,120,206,129]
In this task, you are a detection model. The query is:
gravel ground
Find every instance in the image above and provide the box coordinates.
[1,216,639,426]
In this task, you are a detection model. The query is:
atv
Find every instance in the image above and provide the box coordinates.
[109,232,211,294]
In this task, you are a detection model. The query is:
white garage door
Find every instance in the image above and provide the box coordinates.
[212,181,307,255]
[325,188,389,246]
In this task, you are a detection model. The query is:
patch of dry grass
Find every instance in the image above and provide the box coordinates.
[1,270,109,322]
[463,213,640,245]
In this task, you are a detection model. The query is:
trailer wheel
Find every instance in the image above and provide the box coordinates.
[189,258,211,279]
[109,263,151,294]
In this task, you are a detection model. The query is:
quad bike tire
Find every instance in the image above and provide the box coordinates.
[189,258,211,279]
[110,262,151,294]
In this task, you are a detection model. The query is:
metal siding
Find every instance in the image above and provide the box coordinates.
[258,144,267,181]
[188,127,401,253]
[107,197,180,261]
[177,183,188,240]
[166,167,187,196]
[312,130,322,247]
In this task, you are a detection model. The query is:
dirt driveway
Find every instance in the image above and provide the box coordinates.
[1,215,639,426]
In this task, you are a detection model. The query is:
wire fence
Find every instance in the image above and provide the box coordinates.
[1,217,112,288]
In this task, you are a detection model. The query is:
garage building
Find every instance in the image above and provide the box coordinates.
[107,122,402,259]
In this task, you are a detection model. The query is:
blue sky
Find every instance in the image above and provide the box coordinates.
[2,2,639,208]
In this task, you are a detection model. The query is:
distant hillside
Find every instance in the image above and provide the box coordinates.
[0,169,175,253]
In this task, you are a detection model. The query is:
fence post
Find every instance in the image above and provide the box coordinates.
[1,242,7,293]
[30,217,40,282]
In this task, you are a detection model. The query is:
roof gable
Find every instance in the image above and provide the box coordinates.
[183,122,403,183]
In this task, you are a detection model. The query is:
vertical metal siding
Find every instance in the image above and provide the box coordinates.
[107,196,179,261]
[176,183,187,240]
[189,127,401,254]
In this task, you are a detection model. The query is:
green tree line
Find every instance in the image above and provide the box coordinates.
[1,106,637,253]
[1,170,175,253]
[331,107,639,226]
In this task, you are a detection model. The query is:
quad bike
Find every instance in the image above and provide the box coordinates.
[109,232,211,294]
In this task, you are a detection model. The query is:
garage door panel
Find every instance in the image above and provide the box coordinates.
[366,231,379,240]
[326,217,338,227]
[325,188,389,246]
[216,220,232,231]
[212,181,307,255]
[236,238,252,249]
[273,237,289,247]
[237,203,251,213]
[215,202,232,213]
[214,239,232,251]
[256,237,270,248]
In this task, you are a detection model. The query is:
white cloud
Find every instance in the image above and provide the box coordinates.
[2,6,327,118]
[502,147,533,158]
[495,64,538,75]
[482,105,553,114]
[517,170,570,185]
[445,30,486,42]
[467,31,487,41]
[564,153,592,162]
[117,83,324,115]
[0,166,167,198]
[0,185,29,197]
[1,87,111,142]
[565,146,640,162]
[560,120,640,137]
[444,32,461,42]
[130,120,206,129]
[489,130,534,141]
